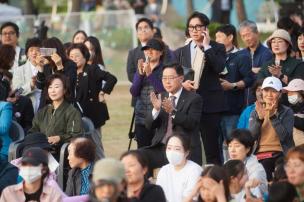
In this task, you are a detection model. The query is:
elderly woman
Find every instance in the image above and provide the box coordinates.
[67,43,117,159]
[257,29,304,84]
[285,145,304,201]
[227,129,267,196]
[65,137,96,196]
[0,147,62,202]
[283,79,304,146]
[120,150,166,202]
[249,76,294,180]
[28,74,83,159]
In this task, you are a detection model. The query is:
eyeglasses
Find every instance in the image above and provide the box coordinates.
[162,76,179,82]
[188,25,205,31]
[1,31,16,36]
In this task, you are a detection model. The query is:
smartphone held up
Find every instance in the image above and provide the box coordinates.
[40,48,57,57]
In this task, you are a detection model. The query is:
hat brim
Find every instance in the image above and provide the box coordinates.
[267,36,292,48]
[20,142,51,152]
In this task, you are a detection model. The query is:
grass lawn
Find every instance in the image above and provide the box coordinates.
[102,84,137,159]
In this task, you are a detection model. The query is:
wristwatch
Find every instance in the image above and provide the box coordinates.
[171,109,177,117]
[232,83,238,90]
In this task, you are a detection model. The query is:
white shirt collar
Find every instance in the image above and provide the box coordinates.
[169,87,183,103]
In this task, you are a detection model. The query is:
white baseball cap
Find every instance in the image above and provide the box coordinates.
[261,77,282,92]
[283,79,304,92]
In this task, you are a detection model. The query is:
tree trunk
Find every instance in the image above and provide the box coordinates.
[72,0,81,12]
[236,0,247,23]
[24,0,36,15]
[187,0,194,17]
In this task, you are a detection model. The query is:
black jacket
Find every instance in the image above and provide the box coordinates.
[75,64,117,128]
[12,95,34,133]
[128,181,166,202]
[0,160,18,195]
[174,41,227,113]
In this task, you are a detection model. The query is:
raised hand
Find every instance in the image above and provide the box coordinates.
[150,91,161,111]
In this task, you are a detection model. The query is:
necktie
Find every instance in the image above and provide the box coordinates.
[192,45,205,89]
[162,96,176,143]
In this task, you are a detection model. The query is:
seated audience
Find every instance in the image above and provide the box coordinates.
[28,73,83,159]
[65,137,96,196]
[120,150,166,202]
[257,29,304,83]
[156,133,202,202]
[12,37,42,113]
[283,79,304,146]
[224,160,263,201]
[268,181,299,202]
[89,158,128,202]
[72,30,87,44]
[185,165,231,202]
[249,76,294,180]
[0,138,18,195]
[227,129,267,195]
[285,144,304,201]
[237,79,264,129]
[0,99,12,162]
[0,147,62,202]
[296,26,304,61]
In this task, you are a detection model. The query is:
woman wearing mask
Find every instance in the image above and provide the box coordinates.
[156,133,202,202]
[227,129,267,196]
[29,74,83,159]
[285,145,304,201]
[67,43,117,159]
[0,147,62,202]
[258,29,304,84]
[120,150,166,202]
[65,137,96,196]
[185,165,231,202]
[283,79,304,146]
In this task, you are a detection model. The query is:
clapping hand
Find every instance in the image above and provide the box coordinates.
[150,92,161,111]
[162,97,175,114]
[268,65,282,78]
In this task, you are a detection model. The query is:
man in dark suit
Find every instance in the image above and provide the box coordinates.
[174,12,226,164]
[143,63,203,169]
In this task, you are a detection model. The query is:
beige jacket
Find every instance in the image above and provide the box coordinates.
[0,181,62,202]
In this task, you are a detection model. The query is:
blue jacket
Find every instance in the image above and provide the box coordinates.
[237,104,256,129]
[221,50,255,115]
[0,102,13,159]
[239,43,272,68]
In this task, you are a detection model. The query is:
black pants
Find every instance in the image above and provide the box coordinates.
[200,112,222,165]
[135,123,155,148]
[258,152,284,181]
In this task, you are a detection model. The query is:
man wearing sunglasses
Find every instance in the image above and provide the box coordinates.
[174,12,226,165]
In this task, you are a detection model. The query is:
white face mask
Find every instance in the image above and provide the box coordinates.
[19,165,42,184]
[166,150,184,166]
[288,94,299,105]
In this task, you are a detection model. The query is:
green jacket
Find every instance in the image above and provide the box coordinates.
[257,56,304,81]
[29,101,83,143]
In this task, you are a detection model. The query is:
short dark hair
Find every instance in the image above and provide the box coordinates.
[216,24,238,48]
[200,166,230,201]
[72,30,87,43]
[223,159,246,178]
[185,12,210,37]
[277,17,295,31]
[120,150,149,169]
[25,37,42,56]
[251,79,264,94]
[227,129,255,156]
[135,18,153,30]
[0,44,15,71]
[166,132,191,152]
[45,73,70,102]
[67,43,90,62]
[163,62,184,76]
[71,137,96,162]
[268,181,298,202]
[0,22,19,37]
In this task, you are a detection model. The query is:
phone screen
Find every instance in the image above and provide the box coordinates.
[40,48,57,56]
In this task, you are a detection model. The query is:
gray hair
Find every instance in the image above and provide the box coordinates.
[239,20,258,33]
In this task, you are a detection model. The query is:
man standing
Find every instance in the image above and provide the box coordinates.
[215,24,254,141]
[0,22,26,73]
[174,12,226,164]
[144,63,203,169]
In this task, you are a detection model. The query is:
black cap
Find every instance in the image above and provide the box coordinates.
[141,38,163,51]
[20,132,51,152]
[21,147,48,166]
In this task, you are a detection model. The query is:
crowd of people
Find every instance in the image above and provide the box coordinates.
[0,7,304,202]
